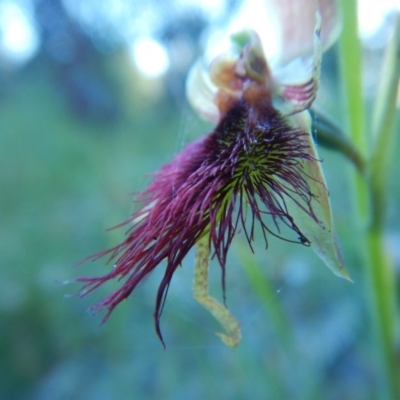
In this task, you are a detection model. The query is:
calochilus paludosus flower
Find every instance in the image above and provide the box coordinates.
[76,0,350,348]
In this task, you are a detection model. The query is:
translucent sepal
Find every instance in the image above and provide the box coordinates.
[284,111,351,280]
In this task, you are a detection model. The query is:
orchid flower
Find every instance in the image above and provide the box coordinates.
[77,0,350,347]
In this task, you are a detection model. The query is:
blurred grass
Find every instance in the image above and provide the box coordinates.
[0,16,399,400]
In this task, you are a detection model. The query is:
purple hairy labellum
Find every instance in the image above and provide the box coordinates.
[77,83,320,345]
[76,1,349,347]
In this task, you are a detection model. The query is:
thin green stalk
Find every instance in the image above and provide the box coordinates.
[370,14,400,231]
[339,1,400,399]
[366,230,399,399]
[338,0,368,222]
[367,13,400,399]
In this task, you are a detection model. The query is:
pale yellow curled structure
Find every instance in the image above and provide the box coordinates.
[193,235,242,347]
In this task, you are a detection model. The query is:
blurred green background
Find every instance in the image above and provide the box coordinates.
[1,0,399,399]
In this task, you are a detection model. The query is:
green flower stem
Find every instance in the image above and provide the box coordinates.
[366,229,400,399]
[338,0,368,222]
[370,14,400,232]
[339,1,400,398]
[311,108,366,174]
[368,13,400,399]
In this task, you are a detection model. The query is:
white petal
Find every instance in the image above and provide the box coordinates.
[186,60,220,123]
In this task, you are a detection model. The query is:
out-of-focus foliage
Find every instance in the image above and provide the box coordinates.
[0,1,399,399]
